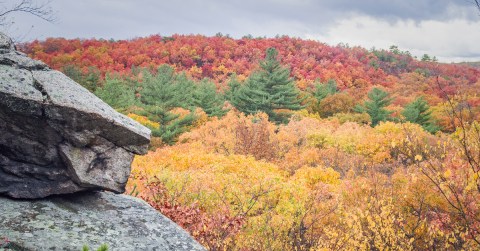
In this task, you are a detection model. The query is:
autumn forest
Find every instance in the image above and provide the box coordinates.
[20,34,480,250]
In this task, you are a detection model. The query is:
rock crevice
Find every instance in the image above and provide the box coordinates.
[32,76,51,105]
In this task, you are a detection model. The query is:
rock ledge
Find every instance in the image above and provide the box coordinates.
[0,33,151,198]
[0,191,205,250]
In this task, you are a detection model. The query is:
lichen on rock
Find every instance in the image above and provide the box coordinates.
[0,192,206,250]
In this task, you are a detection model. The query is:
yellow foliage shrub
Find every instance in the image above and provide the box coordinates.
[127,113,159,129]
[126,106,480,250]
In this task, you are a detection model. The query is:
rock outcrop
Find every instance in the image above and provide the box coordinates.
[0,33,151,198]
[0,33,204,250]
[0,191,206,250]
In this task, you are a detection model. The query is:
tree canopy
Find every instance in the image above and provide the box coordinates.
[231,47,304,123]
[402,96,439,133]
[355,87,393,127]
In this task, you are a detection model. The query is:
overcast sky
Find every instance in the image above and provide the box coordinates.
[4,0,480,62]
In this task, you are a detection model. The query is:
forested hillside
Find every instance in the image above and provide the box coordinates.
[20,35,480,250]
[20,34,480,91]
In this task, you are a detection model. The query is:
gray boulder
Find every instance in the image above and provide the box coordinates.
[0,33,151,198]
[0,191,206,250]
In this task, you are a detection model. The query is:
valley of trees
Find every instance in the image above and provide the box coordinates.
[20,35,480,250]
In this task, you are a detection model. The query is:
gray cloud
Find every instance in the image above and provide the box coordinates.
[322,0,478,21]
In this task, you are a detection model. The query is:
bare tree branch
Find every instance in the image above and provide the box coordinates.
[0,0,55,27]
[474,0,480,13]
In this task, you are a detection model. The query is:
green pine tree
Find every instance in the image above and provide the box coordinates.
[312,79,337,101]
[225,74,242,102]
[173,72,196,109]
[193,79,227,117]
[63,65,101,93]
[94,77,135,112]
[231,47,304,124]
[402,97,439,133]
[137,65,197,145]
[231,74,269,115]
[139,65,193,109]
[136,106,196,145]
[309,79,338,116]
[355,87,393,127]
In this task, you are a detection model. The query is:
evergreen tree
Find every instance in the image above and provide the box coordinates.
[63,65,101,93]
[231,48,304,124]
[94,77,135,112]
[193,79,227,117]
[309,79,338,116]
[136,106,196,145]
[402,97,439,133]
[231,74,269,115]
[312,79,337,102]
[225,74,242,102]
[137,65,197,145]
[139,65,192,109]
[355,87,393,127]
[173,72,196,109]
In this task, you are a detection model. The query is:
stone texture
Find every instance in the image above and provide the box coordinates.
[0,191,206,251]
[0,32,151,198]
[0,33,15,51]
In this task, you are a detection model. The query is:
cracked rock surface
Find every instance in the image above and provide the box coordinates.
[0,33,151,198]
[0,191,206,250]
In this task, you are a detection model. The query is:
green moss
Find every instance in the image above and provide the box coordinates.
[81,243,109,251]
